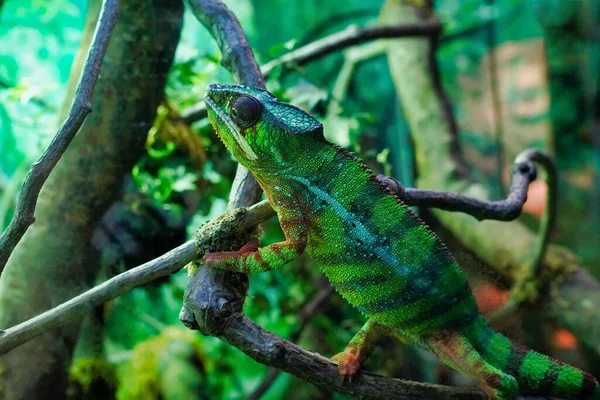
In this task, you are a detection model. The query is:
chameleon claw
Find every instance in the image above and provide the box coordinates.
[331,350,361,381]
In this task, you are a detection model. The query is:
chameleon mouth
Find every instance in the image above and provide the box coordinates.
[204,93,258,161]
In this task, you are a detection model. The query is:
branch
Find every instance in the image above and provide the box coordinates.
[185,0,264,88]
[0,0,118,274]
[260,23,442,78]
[0,201,275,356]
[180,23,442,125]
[246,282,334,400]
[182,271,546,400]
[377,153,538,221]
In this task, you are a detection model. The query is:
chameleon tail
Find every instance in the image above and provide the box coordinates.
[465,315,600,399]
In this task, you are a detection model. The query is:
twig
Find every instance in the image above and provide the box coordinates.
[0,0,119,274]
[260,23,442,78]
[246,282,335,400]
[180,23,442,125]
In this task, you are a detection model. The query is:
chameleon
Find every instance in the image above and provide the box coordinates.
[201,83,600,400]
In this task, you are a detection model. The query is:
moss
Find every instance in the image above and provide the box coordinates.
[67,358,118,400]
[195,207,255,255]
[117,327,211,400]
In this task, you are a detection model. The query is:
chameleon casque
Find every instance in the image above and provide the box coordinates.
[202,83,600,400]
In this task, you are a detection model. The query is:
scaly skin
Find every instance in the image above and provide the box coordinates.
[202,83,600,400]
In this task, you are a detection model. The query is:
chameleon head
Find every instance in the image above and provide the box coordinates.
[204,84,324,171]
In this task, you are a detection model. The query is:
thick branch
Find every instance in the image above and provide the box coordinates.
[181,23,442,125]
[246,282,334,400]
[0,0,118,274]
[185,279,487,399]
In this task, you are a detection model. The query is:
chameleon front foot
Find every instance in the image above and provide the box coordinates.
[331,349,362,381]
[202,239,260,271]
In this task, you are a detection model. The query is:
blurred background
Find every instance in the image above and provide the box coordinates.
[0,0,598,399]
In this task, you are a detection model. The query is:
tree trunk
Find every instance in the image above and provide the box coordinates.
[0,0,183,398]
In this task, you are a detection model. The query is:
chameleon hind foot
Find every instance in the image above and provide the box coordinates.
[331,319,393,380]
[331,349,361,380]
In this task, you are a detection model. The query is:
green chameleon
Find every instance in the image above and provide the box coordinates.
[202,83,599,400]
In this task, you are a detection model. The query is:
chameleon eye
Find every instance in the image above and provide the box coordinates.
[229,95,261,129]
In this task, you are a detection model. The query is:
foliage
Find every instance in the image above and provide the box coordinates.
[68,358,118,400]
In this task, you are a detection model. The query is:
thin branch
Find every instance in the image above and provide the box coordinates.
[0,0,119,274]
[260,23,442,78]
[0,242,196,355]
[377,154,537,221]
[0,201,275,355]
[181,23,442,125]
